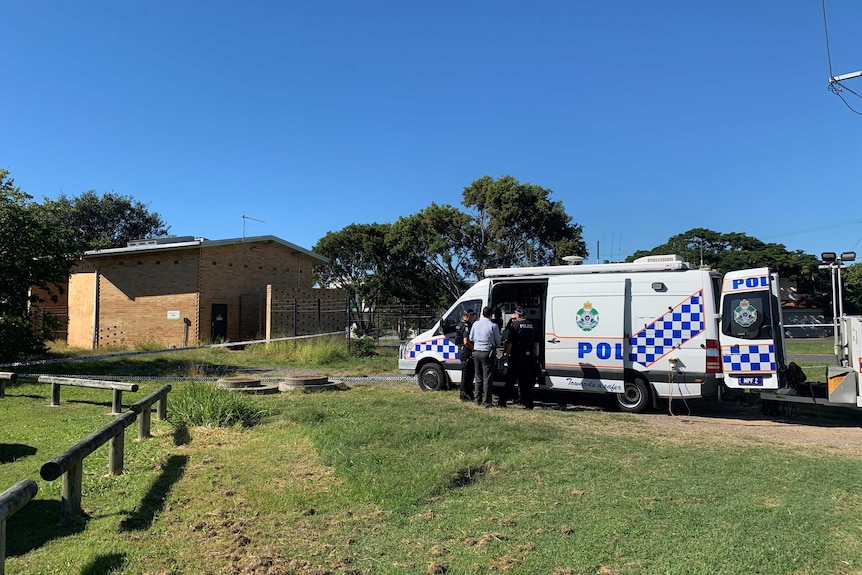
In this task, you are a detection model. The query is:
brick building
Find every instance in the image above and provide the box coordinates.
[64,235,345,349]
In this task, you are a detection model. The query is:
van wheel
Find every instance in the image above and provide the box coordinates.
[617,378,650,413]
[418,363,448,391]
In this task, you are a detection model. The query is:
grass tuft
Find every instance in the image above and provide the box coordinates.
[168,382,271,428]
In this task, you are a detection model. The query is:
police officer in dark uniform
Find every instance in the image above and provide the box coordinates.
[456,309,476,401]
[504,306,540,409]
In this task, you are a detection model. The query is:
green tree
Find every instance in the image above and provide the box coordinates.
[461,175,586,274]
[628,228,822,299]
[315,176,586,327]
[314,222,452,335]
[43,190,170,250]
[390,203,475,301]
[842,263,862,314]
[0,170,77,359]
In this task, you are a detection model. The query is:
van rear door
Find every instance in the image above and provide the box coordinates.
[719,268,785,390]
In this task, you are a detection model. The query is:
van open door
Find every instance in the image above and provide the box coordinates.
[719,268,786,390]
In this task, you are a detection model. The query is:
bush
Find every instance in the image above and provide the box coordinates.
[350,336,377,358]
[168,383,271,428]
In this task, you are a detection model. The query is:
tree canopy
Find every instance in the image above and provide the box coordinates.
[842,263,862,314]
[461,175,586,272]
[0,170,171,359]
[313,223,450,334]
[43,190,170,250]
[628,228,824,302]
[388,176,586,301]
[0,170,78,358]
[315,175,587,321]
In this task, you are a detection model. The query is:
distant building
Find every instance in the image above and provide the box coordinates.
[59,235,344,349]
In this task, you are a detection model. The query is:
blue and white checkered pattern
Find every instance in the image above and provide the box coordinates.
[722,344,775,373]
[629,292,705,367]
[407,337,459,360]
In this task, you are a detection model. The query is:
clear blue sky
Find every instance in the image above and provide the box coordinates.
[4,1,861,263]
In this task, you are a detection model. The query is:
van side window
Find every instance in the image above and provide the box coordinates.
[441,300,482,335]
[721,291,772,340]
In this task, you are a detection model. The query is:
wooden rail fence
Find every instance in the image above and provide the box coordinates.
[38,376,139,414]
[0,479,38,575]
[0,373,16,399]
[40,410,138,525]
[129,385,172,439]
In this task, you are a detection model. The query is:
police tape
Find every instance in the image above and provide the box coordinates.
[10,374,415,383]
[0,331,348,369]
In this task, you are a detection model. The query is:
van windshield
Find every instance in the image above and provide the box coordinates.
[441,299,482,335]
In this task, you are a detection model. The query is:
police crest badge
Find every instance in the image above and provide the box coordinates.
[733,299,758,328]
[577,301,599,331]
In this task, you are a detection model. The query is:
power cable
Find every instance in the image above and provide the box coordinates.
[822,0,834,79]
[829,82,862,115]
[822,0,862,114]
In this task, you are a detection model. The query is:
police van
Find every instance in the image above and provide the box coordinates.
[398,255,785,413]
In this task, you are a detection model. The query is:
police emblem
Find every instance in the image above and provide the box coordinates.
[733,299,758,328]
[576,301,599,331]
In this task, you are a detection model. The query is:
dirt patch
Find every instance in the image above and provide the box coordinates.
[614,398,862,457]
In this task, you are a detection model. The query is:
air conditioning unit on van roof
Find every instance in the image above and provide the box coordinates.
[633,254,686,264]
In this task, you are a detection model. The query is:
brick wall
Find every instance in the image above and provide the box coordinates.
[198,241,318,343]
[92,250,200,348]
[66,239,326,349]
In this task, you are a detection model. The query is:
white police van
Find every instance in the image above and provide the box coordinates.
[398,255,785,412]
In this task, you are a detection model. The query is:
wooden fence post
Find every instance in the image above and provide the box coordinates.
[60,462,84,526]
[0,479,38,575]
[130,385,172,439]
[41,410,137,525]
[0,373,16,399]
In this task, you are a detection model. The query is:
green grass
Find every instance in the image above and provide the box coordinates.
[3,369,862,574]
[784,339,834,356]
[21,335,398,378]
[168,382,271,428]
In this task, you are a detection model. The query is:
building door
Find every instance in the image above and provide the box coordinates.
[211,304,228,342]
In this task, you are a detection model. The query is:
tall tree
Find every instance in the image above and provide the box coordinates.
[842,263,862,314]
[43,190,170,250]
[390,203,475,301]
[628,228,822,299]
[314,222,451,333]
[0,170,77,359]
[461,175,586,274]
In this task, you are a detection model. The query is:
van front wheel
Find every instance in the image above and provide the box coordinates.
[418,363,448,391]
[617,378,650,413]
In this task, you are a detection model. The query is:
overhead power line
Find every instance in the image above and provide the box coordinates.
[822,0,862,114]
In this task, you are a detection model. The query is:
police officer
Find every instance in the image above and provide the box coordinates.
[504,306,540,409]
[456,309,476,401]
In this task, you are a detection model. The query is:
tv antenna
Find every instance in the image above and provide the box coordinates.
[242,212,266,240]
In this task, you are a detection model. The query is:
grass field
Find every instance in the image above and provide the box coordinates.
[2,337,858,574]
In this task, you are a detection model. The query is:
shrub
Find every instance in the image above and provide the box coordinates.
[350,336,377,358]
[168,383,271,428]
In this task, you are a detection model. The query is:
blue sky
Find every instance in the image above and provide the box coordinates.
[4,1,861,264]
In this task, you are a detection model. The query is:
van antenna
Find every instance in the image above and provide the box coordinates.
[242,213,266,240]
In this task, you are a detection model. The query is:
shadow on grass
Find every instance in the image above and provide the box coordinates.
[5,499,86,557]
[23,356,248,378]
[0,443,37,464]
[81,552,127,575]
[120,454,188,531]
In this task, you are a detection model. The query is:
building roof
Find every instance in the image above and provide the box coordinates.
[82,235,329,263]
